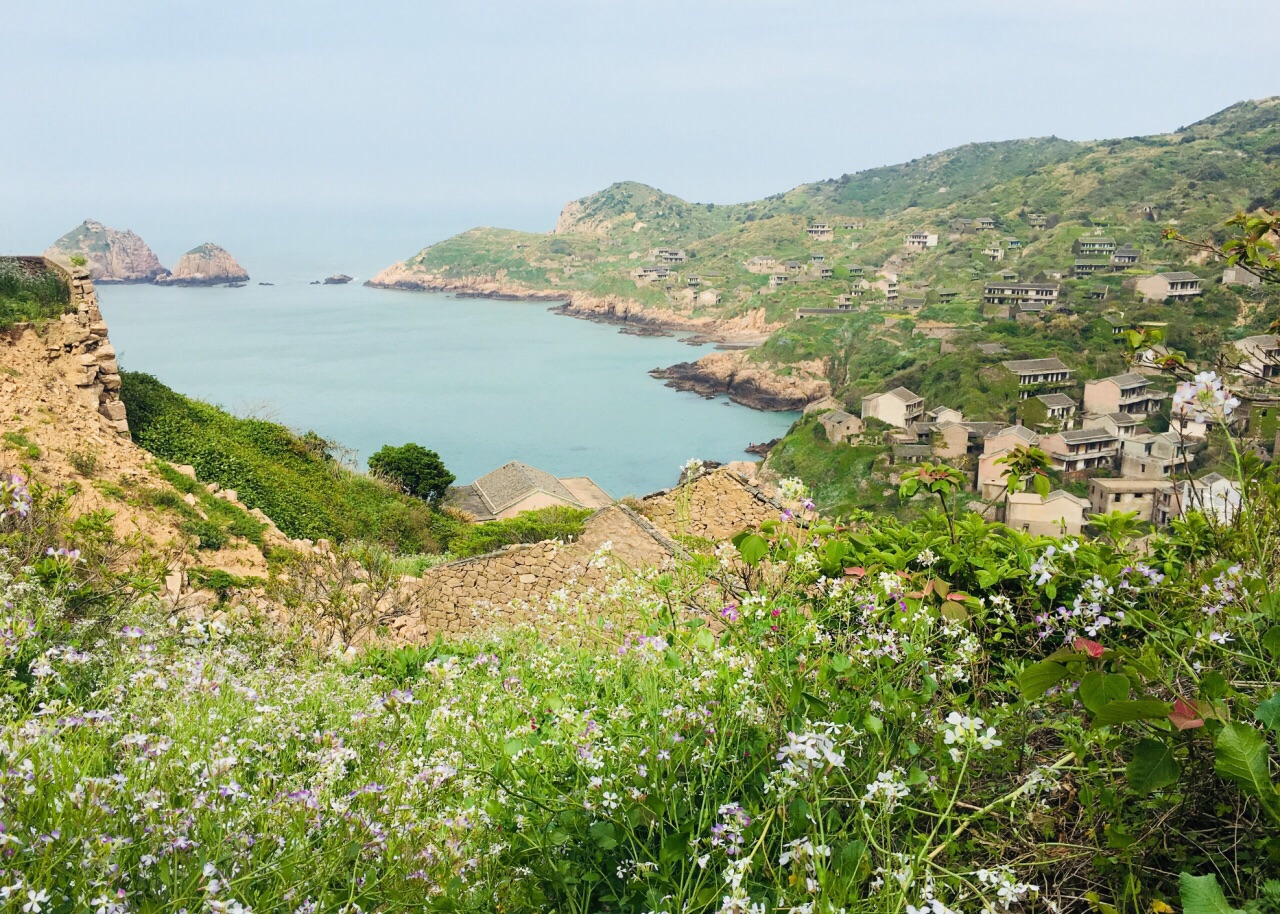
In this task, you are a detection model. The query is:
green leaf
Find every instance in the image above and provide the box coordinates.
[1256,693,1280,733]
[1079,671,1130,713]
[1033,473,1051,498]
[1018,660,1069,701]
[735,533,769,566]
[503,738,524,757]
[1127,738,1181,795]
[1214,722,1279,811]
[1091,699,1172,727]
[1262,626,1280,659]
[1179,873,1245,914]
[1200,670,1228,700]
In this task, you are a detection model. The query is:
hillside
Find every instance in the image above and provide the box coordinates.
[45,219,170,283]
[369,97,1280,414]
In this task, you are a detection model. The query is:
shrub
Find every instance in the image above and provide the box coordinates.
[367,442,454,504]
[446,505,592,558]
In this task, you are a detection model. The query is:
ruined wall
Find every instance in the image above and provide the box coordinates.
[638,468,782,542]
[384,504,678,642]
[7,258,130,434]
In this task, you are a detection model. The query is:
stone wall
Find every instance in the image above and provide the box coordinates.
[638,468,783,542]
[383,504,679,642]
[31,257,129,434]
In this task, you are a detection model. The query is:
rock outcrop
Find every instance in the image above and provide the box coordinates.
[156,243,249,286]
[323,274,352,285]
[45,219,169,284]
[650,350,830,411]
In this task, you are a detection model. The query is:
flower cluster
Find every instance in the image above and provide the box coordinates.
[861,767,910,811]
[941,711,1001,762]
[1,473,32,522]
[1173,370,1239,422]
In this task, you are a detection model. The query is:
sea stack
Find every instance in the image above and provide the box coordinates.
[45,219,169,283]
[157,243,250,286]
[323,274,353,285]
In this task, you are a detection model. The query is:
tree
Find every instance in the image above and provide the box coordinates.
[368,443,454,504]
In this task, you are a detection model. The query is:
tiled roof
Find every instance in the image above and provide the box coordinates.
[1003,358,1071,374]
[1036,393,1076,408]
[886,386,922,403]
[1060,428,1117,445]
[1159,271,1200,281]
[1103,372,1149,389]
[472,462,583,516]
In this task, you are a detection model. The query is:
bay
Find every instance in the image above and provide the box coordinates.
[97,281,797,497]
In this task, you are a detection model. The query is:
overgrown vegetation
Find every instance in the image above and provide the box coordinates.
[3,420,1279,911]
[0,258,71,330]
[447,504,593,558]
[120,371,448,553]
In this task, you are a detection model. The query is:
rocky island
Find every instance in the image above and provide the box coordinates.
[156,243,249,286]
[45,219,169,283]
[323,274,353,285]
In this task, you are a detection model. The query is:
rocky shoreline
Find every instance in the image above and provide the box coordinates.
[650,351,829,412]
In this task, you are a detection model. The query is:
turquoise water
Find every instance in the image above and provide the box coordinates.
[97,282,797,497]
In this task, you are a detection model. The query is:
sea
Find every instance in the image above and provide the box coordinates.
[97,272,797,498]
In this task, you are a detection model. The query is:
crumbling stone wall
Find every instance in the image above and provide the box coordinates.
[384,504,678,642]
[638,469,782,542]
[38,258,129,434]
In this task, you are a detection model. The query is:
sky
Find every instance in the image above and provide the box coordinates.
[2,0,1273,271]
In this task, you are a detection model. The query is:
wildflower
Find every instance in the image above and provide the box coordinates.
[775,725,845,776]
[1,473,32,520]
[22,889,49,914]
[1173,370,1239,422]
[681,458,706,477]
[878,572,904,596]
[777,477,809,502]
[1029,545,1057,587]
[916,548,937,568]
[861,767,910,811]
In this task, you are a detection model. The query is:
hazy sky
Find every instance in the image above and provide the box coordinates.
[2,0,1272,268]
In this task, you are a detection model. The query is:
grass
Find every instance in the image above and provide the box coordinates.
[119,371,448,553]
[446,504,594,558]
[2,431,42,461]
[0,259,72,330]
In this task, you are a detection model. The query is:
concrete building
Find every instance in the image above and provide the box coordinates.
[1083,373,1169,418]
[975,217,997,231]
[448,461,612,522]
[1082,412,1147,440]
[1034,393,1078,427]
[1005,490,1091,536]
[1111,246,1141,269]
[984,282,1060,309]
[1136,272,1203,302]
[1002,358,1074,397]
[1153,473,1241,526]
[817,409,864,443]
[1233,334,1280,382]
[904,231,939,251]
[1087,477,1172,523]
[1073,236,1118,257]
[1222,266,1262,289]
[807,223,834,239]
[1040,428,1120,473]
[861,387,925,429]
[1120,432,1195,479]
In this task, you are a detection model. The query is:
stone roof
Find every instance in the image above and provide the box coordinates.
[1036,393,1076,408]
[990,425,1039,443]
[885,386,922,403]
[1158,271,1200,281]
[1060,428,1117,445]
[821,409,857,424]
[471,461,585,516]
[1003,358,1071,374]
[1102,412,1144,426]
[1100,372,1149,389]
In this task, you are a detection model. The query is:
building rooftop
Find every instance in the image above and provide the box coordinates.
[1059,428,1118,445]
[1003,357,1072,374]
[1036,393,1076,408]
[470,461,589,517]
[990,425,1039,443]
[1158,271,1200,281]
[1100,372,1149,389]
[1089,477,1172,492]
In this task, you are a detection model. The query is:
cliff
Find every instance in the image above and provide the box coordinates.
[45,219,169,283]
[650,350,829,411]
[157,243,249,286]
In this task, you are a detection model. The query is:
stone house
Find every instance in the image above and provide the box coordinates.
[769,273,789,289]
[817,409,864,443]
[1153,472,1241,526]
[1034,392,1078,427]
[1028,213,1049,229]
[982,245,1005,262]
[977,425,1041,498]
[1233,334,1280,382]
[656,248,687,263]
[784,260,804,273]
[1005,237,1023,250]
[1111,246,1141,269]
[807,223,834,239]
[447,461,612,522]
[861,387,925,429]
[632,266,671,282]
[1005,490,1091,536]
[745,255,777,273]
[1120,432,1195,479]
[1087,477,1172,523]
[1222,266,1262,289]
[904,231,939,251]
[951,218,974,232]
[1002,358,1074,397]
[984,282,1060,309]
[1136,272,1203,302]
[1083,372,1169,418]
[1073,237,1117,257]
[1039,427,1120,473]
[975,217,997,231]
[1073,260,1109,277]
[1081,412,1146,440]
[696,288,722,306]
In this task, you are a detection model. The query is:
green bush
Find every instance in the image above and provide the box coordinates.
[368,442,454,504]
[120,372,442,553]
[447,505,593,557]
[0,261,71,330]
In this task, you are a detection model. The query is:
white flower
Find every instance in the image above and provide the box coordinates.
[1173,370,1239,423]
[916,548,937,568]
[777,477,809,502]
[23,890,49,914]
[681,458,706,476]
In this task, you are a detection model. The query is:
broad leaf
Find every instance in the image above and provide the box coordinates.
[735,533,769,566]
[1263,626,1280,658]
[1080,671,1130,713]
[1091,699,1171,727]
[1169,697,1205,731]
[1256,693,1280,733]
[1213,722,1278,812]
[1018,660,1069,701]
[1127,738,1181,795]
[1179,872,1244,914]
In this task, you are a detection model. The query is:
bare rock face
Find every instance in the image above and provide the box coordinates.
[45,219,169,284]
[650,351,830,411]
[157,243,250,286]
